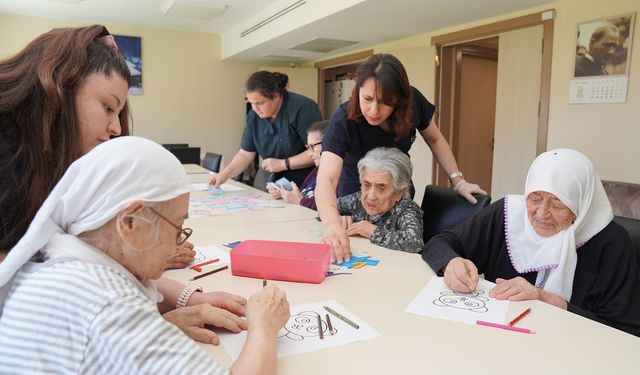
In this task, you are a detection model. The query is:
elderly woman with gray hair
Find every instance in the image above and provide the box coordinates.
[337,147,423,253]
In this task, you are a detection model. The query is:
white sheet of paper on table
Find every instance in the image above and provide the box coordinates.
[164,244,231,273]
[190,183,245,192]
[219,299,381,359]
[405,276,509,325]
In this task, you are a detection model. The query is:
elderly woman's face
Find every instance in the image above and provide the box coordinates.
[360,169,404,217]
[526,191,576,237]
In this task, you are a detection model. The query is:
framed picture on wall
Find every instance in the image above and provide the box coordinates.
[570,12,635,104]
[113,35,142,95]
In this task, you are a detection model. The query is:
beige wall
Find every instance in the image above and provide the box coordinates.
[0,13,260,165]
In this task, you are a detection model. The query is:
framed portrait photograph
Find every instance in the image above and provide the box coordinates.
[570,13,635,104]
[113,35,142,95]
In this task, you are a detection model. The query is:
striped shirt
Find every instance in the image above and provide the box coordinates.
[0,259,228,374]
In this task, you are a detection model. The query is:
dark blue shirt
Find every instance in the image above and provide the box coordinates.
[323,86,435,197]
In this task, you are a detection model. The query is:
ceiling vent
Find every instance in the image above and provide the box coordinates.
[164,0,227,20]
[240,0,306,38]
[289,38,359,53]
[260,54,306,62]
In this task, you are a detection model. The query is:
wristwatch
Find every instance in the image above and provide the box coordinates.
[176,283,202,308]
[448,171,464,181]
[284,158,291,170]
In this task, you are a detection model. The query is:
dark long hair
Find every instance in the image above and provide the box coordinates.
[245,71,288,99]
[0,25,132,250]
[347,54,413,140]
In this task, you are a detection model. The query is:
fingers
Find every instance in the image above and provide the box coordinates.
[188,327,220,345]
[443,258,478,292]
[248,285,290,332]
[490,277,538,301]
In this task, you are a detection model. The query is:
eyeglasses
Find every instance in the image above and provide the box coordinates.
[147,206,193,245]
[305,141,322,152]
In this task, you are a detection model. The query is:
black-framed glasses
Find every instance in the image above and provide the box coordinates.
[305,141,322,152]
[147,206,193,245]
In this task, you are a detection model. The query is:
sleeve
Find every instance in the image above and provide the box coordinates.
[292,96,322,144]
[300,196,317,211]
[240,112,257,152]
[411,87,435,131]
[369,202,424,253]
[87,296,228,375]
[337,192,360,216]
[321,105,350,159]
[421,199,505,274]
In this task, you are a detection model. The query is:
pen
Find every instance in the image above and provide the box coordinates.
[476,320,535,334]
[189,265,228,281]
[323,305,359,329]
[190,258,220,272]
[318,314,324,339]
[508,307,532,326]
[326,313,334,335]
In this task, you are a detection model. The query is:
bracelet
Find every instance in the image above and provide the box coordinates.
[448,171,464,181]
[284,158,291,170]
[176,283,202,308]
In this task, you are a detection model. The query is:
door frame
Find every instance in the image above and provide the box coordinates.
[431,10,555,186]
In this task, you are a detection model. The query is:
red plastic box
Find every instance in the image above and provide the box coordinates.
[230,240,331,284]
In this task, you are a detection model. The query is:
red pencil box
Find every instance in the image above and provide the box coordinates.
[230,240,331,284]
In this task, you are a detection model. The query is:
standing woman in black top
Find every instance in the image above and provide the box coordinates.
[316,54,486,263]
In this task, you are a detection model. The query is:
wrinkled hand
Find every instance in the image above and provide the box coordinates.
[324,222,351,264]
[345,220,376,239]
[163,304,247,345]
[280,182,302,204]
[490,277,540,301]
[267,186,282,200]
[339,215,353,230]
[189,291,248,317]
[246,284,290,335]
[262,158,286,173]
[443,257,479,293]
[165,241,195,269]
[453,180,487,204]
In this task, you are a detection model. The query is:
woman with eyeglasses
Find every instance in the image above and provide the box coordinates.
[209,71,322,188]
[0,137,291,373]
[267,120,329,210]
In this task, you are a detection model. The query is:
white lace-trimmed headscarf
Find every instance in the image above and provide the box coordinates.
[0,136,190,314]
[505,148,613,300]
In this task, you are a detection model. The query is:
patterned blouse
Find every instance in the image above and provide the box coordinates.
[337,191,424,253]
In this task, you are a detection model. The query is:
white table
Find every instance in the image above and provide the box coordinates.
[183,163,210,175]
[165,218,640,374]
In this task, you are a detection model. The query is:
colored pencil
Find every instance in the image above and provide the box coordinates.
[508,308,532,326]
[318,314,324,339]
[476,320,535,334]
[263,278,267,288]
[190,258,220,272]
[326,313,334,335]
[189,265,228,281]
[323,305,359,329]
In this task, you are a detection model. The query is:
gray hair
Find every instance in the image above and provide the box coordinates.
[357,147,413,197]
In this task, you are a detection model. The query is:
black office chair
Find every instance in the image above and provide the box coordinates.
[421,184,491,244]
[613,216,640,263]
[168,147,201,164]
[252,168,274,192]
[202,152,222,173]
[162,143,189,149]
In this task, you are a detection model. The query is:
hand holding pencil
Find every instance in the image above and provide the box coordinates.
[443,257,479,293]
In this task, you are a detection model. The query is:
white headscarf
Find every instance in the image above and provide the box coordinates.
[505,148,612,300]
[0,136,190,313]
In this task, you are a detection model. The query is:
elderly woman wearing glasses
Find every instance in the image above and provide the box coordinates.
[0,137,290,373]
[267,120,329,210]
[335,147,423,255]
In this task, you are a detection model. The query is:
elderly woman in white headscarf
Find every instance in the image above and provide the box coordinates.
[0,137,290,374]
[422,148,640,336]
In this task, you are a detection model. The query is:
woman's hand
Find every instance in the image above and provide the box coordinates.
[324,222,351,263]
[162,304,247,345]
[262,158,286,173]
[280,182,302,204]
[443,257,479,293]
[345,220,376,239]
[453,180,487,204]
[165,241,196,269]
[246,284,290,335]
[491,277,568,309]
[189,291,248,317]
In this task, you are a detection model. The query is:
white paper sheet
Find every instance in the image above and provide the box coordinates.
[405,276,509,325]
[190,183,245,192]
[164,244,231,273]
[219,300,381,359]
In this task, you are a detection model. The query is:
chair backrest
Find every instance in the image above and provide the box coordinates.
[202,152,222,173]
[168,147,200,164]
[252,168,274,192]
[602,180,640,219]
[613,216,640,264]
[421,184,491,243]
[162,143,189,149]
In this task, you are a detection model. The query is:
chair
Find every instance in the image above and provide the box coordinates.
[602,180,640,219]
[252,168,274,192]
[202,152,222,173]
[168,147,201,164]
[613,216,640,263]
[421,184,491,244]
[162,143,189,149]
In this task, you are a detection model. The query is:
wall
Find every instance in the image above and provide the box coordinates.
[0,13,260,165]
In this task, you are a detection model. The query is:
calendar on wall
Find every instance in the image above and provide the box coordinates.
[569,12,635,104]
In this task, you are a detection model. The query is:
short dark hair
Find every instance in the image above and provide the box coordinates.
[307,120,330,141]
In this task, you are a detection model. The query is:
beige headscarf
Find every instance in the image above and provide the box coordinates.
[505,149,613,300]
[0,136,190,314]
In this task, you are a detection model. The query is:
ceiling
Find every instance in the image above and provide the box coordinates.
[0,0,554,63]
